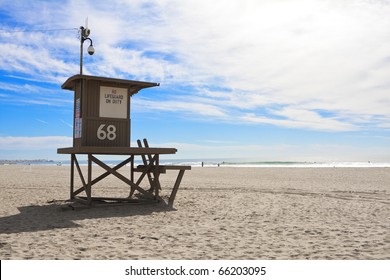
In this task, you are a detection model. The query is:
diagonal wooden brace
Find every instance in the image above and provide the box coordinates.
[72,155,133,197]
[90,155,155,200]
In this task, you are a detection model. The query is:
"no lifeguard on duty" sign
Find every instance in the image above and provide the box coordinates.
[99,86,128,119]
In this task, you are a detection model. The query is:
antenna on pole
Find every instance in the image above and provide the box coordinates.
[84,17,90,37]
[79,17,94,75]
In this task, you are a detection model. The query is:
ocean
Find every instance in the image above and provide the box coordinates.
[3,159,390,168]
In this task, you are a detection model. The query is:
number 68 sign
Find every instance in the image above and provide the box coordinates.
[97,124,117,141]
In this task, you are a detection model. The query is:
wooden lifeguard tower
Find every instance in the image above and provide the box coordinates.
[57,74,190,206]
[61,74,157,148]
[57,25,190,207]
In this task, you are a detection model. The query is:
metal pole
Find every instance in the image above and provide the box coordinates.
[79,26,84,123]
[79,26,84,75]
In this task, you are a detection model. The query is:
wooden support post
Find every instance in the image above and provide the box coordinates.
[130,155,134,182]
[74,155,86,188]
[71,155,87,197]
[87,154,92,204]
[168,169,186,208]
[154,154,160,199]
[70,154,75,199]
[137,139,154,190]
[129,155,135,197]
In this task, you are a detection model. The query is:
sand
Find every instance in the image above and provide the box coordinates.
[0,165,389,259]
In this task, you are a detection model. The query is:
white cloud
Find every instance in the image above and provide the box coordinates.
[133,97,227,118]
[91,0,390,131]
[241,109,358,132]
[146,140,390,162]
[0,81,73,106]
[0,136,72,150]
[1,0,390,131]
[0,43,76,82]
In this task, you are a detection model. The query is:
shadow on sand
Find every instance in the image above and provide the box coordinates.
[0,200,174,234]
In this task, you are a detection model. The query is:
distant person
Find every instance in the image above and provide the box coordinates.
[201,161,204,167]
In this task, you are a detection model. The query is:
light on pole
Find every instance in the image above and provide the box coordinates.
[79,26,94,75]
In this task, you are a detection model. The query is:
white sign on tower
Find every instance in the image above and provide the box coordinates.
[99,86,128,119]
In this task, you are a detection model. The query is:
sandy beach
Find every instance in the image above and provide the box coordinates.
[0,165,389,259]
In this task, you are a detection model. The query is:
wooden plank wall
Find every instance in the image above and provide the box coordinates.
[71,79,131,147]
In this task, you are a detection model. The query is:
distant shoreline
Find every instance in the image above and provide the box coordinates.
[1,159,389,168]
[0,159,54,165]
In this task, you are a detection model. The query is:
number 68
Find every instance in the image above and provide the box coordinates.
[97,124,117,140]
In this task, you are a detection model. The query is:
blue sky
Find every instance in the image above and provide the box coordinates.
[1,0,390,162]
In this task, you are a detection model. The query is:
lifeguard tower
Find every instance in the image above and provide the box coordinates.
[57,25,190,207]
[61,74,158,148]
